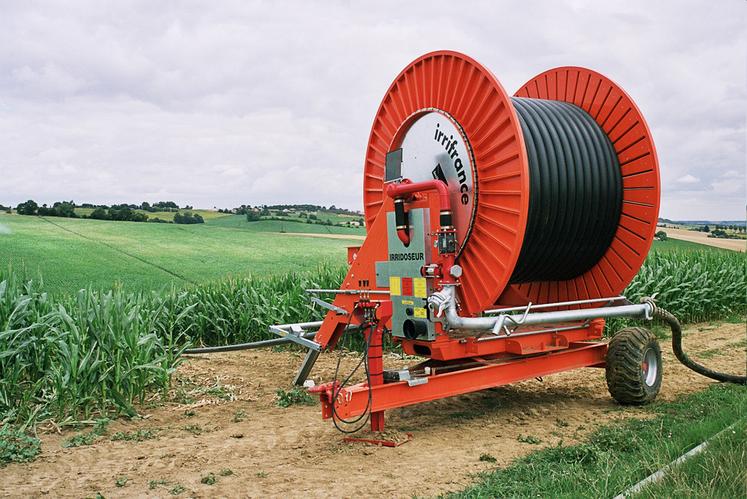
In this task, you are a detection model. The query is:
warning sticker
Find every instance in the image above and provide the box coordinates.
[389,276,401,296]
[413,307,427,318]
[413,278,427,298]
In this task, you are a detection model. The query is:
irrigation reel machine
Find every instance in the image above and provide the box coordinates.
[267,51,745,444]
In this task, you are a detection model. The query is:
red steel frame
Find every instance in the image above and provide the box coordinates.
[318,336,606,423]
[311,191,609,434]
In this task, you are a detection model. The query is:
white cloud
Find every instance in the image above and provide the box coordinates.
[676,174,700,184]
[0,0,744,219]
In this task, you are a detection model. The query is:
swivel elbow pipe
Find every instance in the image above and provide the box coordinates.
[386,179,453,229]
[386,179,455,261]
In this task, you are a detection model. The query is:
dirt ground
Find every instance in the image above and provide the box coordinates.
[659,227,746,252]
[1,321,745,498]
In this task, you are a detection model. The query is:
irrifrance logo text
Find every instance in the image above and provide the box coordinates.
[434,122,470,205]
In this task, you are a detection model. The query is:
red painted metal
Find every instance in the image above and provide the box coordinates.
[346,246,361,265]
[362,51,530,315]
[401,319,606,361]
[385,179,451,212]
[319,336,608,421]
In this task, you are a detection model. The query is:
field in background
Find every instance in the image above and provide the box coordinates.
[209,214,365,235]
[0,212,729,295]
[658,226,746,252]
[72,207,230,221]
[650,237,726,253]
[0,213,358,293]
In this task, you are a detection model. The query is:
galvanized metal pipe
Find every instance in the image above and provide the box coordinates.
[436,286,652,336]
[483,295,626,315]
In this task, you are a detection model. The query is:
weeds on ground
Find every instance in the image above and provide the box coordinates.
[149,479,169,489]
[170,484,186,495]
[62,418,110,448]
[110,428,157,442]
[517,434,542,444]
[200,473,216,485]
[479,453,497,463]
[275,387,314,407]
[115,476,129,487]
[183,424,202,435]
[554,418,569,428]
[233,409,247,422]
[148,479,186,495]
[0,425,41,465]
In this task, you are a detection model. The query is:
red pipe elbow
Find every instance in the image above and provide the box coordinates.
[385,180,451,212]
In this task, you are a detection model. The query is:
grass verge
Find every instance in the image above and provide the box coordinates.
[633,417,746,498]
[450,383,747,498]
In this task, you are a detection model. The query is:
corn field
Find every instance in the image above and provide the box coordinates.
[1,251,744,427]
[624,251,746,322]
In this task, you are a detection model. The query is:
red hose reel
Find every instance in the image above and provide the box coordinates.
[362,51,660,314]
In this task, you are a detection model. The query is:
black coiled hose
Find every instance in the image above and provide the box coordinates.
[509,97,622,283]
[643,298,747,385]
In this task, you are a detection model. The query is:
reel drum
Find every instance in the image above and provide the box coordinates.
[363,51,659,314]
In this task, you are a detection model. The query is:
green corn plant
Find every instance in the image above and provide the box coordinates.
[1,250,743,428]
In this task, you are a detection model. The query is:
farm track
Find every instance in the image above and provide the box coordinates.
[1,322,744,498]
[660,227,746,252]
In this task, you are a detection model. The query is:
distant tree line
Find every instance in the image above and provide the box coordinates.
[174,212,204,224]
[708,228,744,240]
[10,199,203,225]
[88,205,148,222]
[713,224,745,232]
[15,199,80,218]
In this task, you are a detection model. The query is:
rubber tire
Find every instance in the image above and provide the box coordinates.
[606,327,662,405]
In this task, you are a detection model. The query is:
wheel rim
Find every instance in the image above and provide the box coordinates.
[642,348,658,386]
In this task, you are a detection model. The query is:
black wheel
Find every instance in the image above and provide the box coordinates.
[606,327,662,405]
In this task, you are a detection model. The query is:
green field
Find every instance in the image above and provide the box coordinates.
[209,214,366,235]
[0,212,727,294]
[0,213,359,293]
[72,207,230,221]
[650,238,727,253]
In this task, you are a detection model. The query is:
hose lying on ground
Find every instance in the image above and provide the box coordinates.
[643,298,747,385]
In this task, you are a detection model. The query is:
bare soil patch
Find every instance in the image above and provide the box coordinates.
[1,322,744,498]
[660,227,746,252]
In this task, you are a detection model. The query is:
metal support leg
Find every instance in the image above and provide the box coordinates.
[366,323,386,432]
[293,348,321,386]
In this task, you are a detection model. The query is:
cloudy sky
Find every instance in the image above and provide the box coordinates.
[0,0,744,219]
